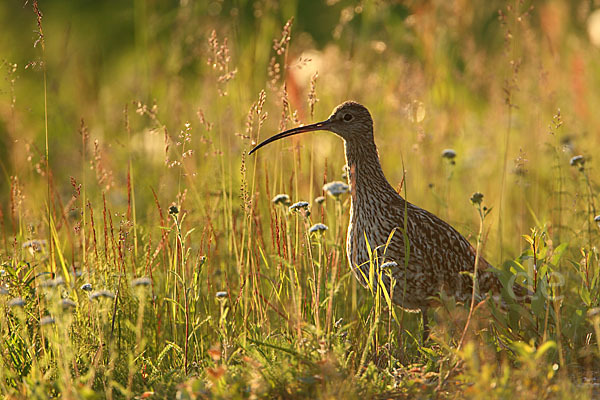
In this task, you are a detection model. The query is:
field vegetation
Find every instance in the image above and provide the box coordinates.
[1,0,600,398]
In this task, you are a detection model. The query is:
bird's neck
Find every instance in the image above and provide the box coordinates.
[343,140,401,205]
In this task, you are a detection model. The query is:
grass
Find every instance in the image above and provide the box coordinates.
[1,0,600,398]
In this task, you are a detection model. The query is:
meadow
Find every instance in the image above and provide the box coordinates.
[1,0,600,398]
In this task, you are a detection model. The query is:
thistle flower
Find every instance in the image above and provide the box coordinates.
[40,316,55,326]
[216,291,228,299]
[323,181,349,198]
[289,201,309,212]
[132,277,152,287]
[272,194,291,206]
[308,223,328,235]
[80,283,92,291]
[314,196,325,205]
[90,290,115,300]
[8,297,25,307]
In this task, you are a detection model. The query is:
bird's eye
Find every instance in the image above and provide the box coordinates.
[343,113,353,122]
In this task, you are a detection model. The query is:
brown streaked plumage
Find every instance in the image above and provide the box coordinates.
[250,101,506,339]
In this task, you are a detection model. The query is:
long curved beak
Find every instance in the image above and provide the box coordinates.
[249,119,332,155]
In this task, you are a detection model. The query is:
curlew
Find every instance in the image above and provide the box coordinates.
[249,101,516,339]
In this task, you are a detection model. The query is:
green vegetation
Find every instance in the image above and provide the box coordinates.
[1,0,599,398]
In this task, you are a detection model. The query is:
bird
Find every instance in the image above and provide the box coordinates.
[249,101,519,340]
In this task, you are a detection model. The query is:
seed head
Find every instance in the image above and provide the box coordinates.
[132,277,152,287]
[289,201,310,212]
[169,205,179,215]
[380,261,398,270]
[309,223,328,234]
[59,298,77,310]
[90,290,116,300]
[441,149,456,160]
[470,192,484,206]
[272,194,291,206]
[570,155,585,168]
[8,297,25,308]
[323,181,349,198]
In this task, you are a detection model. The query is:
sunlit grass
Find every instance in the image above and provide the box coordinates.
[1,1,600,398]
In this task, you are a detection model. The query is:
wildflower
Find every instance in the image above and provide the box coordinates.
[289,201,309,212]
[323,181,349,198]
[90,290,116,300]
[132,277,152,287]
[272,194,291,206]
[216,291,228,299]
[308,223,328,235]
[169,205,179,215]
[40,277,65,288]
[40,316,55,326]
[8,297,25,307]
[441,149,456,159]
[59,298,77,310]
[314,196,325,205]
[22,239,46,253]
[470,192,484,206]
[570,155,585,169]
[80,283,92,291]
[380,261,398,270]
[341,165,349,180]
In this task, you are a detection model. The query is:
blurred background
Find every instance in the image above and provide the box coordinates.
[1,0,599,261]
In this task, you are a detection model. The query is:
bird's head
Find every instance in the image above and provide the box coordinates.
[249,101,374,155]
